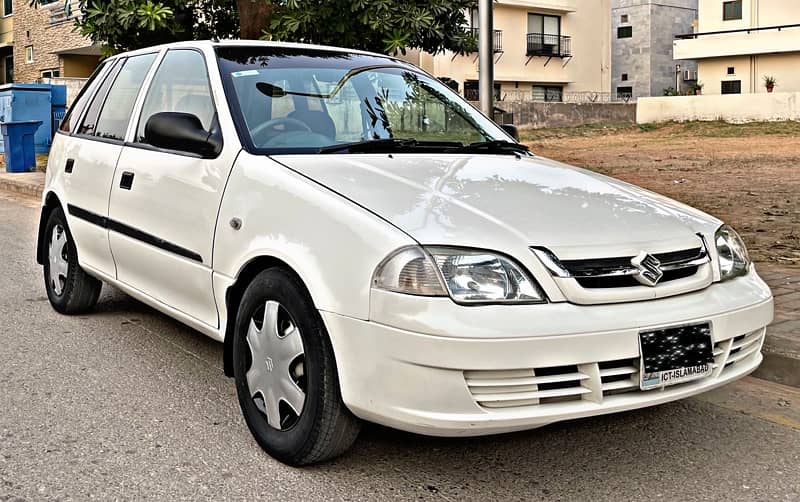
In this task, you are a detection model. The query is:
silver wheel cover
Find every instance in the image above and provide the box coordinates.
[246,300,306,430]
[48,225,69,296]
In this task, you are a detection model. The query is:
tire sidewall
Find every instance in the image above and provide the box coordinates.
[232,268,327,463]
[43,208,78,313]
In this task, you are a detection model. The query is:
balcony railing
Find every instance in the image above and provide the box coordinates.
[526,33,571,57]
[469,28,504,53]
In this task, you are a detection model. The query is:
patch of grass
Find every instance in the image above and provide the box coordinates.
[519,122,640,141]
[670,120,800,137]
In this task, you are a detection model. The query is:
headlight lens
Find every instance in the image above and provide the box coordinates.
[715,224,751,280]
[373,246,546,304]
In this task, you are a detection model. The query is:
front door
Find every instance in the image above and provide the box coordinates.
[107,49,237,328]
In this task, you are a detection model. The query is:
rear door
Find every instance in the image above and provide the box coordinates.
[107,48,239,328]
[57,53,157,277]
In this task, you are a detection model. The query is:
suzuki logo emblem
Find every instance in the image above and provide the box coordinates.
[264,357,274,372]
[631,251,663,287]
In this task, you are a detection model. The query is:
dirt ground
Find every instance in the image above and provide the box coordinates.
[521,121,800,265]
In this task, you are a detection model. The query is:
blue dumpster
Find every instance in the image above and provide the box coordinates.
[1,120,42,173]
[0,83,66,154]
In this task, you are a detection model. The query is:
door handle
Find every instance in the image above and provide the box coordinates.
[120,171,135,190]
[65,158,74,173]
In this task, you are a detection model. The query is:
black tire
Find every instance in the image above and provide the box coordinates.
[43,207,102,314]
[232,267,360,465]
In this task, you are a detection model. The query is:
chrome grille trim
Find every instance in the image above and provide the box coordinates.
[532,246,709,279]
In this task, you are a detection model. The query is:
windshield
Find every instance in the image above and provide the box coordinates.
[216,46,511,154]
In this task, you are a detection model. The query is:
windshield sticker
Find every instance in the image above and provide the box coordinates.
[232,70,261,77]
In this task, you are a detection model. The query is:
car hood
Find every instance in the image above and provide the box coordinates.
[275,153,721,259]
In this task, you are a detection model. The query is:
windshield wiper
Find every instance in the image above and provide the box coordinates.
[318,138,462,154]
[453,140,530,155]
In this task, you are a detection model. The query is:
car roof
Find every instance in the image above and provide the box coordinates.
[106,40,399,62]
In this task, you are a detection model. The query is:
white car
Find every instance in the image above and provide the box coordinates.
[38,41,773,465]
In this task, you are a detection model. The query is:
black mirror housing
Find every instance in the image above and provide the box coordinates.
[144,112,222,158]
[500,124,520,142]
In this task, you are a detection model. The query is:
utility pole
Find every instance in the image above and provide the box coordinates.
[478,0,494,118]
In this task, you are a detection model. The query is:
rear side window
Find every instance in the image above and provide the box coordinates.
[59,60,112,133]
[136,50,215,143]
[91,53,157,141]
[78,59,123,136]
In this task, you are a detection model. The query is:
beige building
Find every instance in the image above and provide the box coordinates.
[405,0,612,102]
[674,0,800,95]
[11,0,101,83]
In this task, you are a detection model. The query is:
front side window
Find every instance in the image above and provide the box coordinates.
[136,49,215,143]
[723,0,742,21]
[217,47,508,153]
[92,53,157,141]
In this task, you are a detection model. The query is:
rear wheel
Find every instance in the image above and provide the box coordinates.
[43,207,102,314]
[232,268,360,465]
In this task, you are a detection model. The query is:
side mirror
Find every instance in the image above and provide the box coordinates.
[500,124,519,142]
[144,112,222,158]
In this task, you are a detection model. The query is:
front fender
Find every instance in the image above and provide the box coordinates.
[213,152,415,321]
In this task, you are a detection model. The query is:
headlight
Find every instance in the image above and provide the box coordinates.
[715,224,750,280]
[373,246,546,304]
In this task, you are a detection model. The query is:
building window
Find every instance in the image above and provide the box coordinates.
[617,86,633,99]
[617,26,633,39]
[721,80,742,94]
[621,73,629,81]
[620,14,629,24]
[532,86,563,102]
[25,46,33,64]
[3,0,12,16]
[723,1,742,21]
[727,66,735,75]
[3,55,12,83]
[41,69,60,78]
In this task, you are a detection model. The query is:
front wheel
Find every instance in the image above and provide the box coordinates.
[232,268,360,465]
[43,207,102,314]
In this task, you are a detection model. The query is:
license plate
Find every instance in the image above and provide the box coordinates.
[639,323,714,390]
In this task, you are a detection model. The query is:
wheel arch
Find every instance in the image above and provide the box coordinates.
[222,255,317,377]
[36,191,65,265]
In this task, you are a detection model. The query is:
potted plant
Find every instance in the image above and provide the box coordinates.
[692,81,703,95]
[764,75,777,93]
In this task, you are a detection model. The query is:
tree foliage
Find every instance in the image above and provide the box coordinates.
[267,0,478,55]
[76,0,239,54]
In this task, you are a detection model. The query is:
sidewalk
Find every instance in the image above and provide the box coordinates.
[0,171,45,199]
[0,170,798,386]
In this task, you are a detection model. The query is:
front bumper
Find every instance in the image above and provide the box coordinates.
[321,271,773,437]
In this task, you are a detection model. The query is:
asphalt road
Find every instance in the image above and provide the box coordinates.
[1,193,799,502]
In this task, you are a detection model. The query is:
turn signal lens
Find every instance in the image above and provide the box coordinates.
[372,246,446,296]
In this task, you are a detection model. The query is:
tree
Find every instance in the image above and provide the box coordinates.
[76,0,240,53]
[267,0,478,55]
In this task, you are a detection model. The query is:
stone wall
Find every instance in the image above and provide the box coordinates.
[12,0,90,83]
[483,101,637,128]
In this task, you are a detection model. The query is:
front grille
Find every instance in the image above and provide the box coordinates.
[464,329,765,410]
[560,247,705,289]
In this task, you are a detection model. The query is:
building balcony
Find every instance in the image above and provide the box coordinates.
[526,33,571,57]
[674,24,800,59]
[469,28,504,53]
